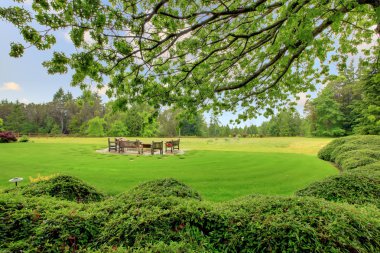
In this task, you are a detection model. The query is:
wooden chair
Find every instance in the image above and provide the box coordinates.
[108,138,117,152]
[151,141,163,155]
[140,143,152,154]
[165,139,180,153]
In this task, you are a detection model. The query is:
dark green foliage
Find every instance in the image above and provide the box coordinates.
[353,62,380,135]
[1,185,380,252]
[300,135,380,207]
[123,178,202,201]
[0,194,102,252]
[335,149,380,170]
[318,135,380,170]
[354,161,380,172]
[317,136,354,161]
[296,170,380,208]
[6,175,105,203]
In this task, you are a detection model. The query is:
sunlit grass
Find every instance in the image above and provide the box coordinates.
[0,137,336,201]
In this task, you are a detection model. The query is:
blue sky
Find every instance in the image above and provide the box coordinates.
[0,0,83,103]
[0,1,376,127]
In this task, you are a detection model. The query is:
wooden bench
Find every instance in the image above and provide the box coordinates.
[118,140,141,154]
[165,139,180,153]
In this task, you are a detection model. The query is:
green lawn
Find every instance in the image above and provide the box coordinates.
[0,137,337,201]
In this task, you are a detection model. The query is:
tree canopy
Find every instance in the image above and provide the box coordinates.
[1,0,379,120]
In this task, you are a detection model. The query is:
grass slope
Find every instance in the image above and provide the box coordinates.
[0,137,336,201]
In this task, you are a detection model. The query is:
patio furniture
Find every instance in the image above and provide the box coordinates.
[165,139,180,153]
[151,141,163,155]
[108,138,117,152]
[119,140,142,154]
[140,143,152,154]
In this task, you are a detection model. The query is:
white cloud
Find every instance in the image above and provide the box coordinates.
[84,30,95,44]
[63,31,71,42]
[0,82,22,91]
[24,0,33,5]
[97,86,107,95]
[92,85,108,96]
[295,92,308,107]
[20,98,30,104]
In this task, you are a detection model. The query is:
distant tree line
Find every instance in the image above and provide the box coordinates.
[1,63,378,138]
[304,62,379,136]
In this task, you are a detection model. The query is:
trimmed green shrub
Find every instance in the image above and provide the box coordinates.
[220,195,380,252]
[335,149,380,170]
[300,135,380,208]
[317,135,380,171]
[18,135,29,142]
[6,175,105,203]
[318,135,362,160]
[0,194,103,252]
[318,135,380,162]
[2,179,380,252]
[121,178,202,201]
[296,170,380,208]
[329,143,365,161]
[354,161,380,172]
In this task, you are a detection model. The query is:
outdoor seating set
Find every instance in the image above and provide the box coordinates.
[108,138,180,155]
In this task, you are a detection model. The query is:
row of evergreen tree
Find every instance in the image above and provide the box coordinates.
[1,63,378,137]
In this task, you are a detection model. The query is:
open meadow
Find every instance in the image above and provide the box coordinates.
[0,137,337,201]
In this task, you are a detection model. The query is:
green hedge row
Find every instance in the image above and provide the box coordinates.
[5,175,105,203]
[298,135,380,207]
[317,135,380,170]
[1,176,380,252]
[297,170,380,208]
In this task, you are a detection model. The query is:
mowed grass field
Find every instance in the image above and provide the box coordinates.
[0,137,337,201]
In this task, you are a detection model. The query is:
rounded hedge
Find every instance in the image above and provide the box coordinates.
[318,135,380,163]
[317,135,363,161]
[1,189,379,252]
[119,178,202,201]
[2,135,380,252]
[296,170,380,208]
[6,175,105,203]
[334,149,380,170]
[354,161,380,172]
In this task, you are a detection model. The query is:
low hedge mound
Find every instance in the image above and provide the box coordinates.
[120,178,202,201]
[355,161,380,172]
[318,135,380,169]
[300,135,380,207]
[5,175,105,203]
[317,135,363,161]
[296,170,380,208]
[1,179,380,252]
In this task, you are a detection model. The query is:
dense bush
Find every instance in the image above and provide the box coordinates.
[0,131,17,143]
[5,175,105,203]
[318,135,380,170]
[300,135,380,207]
[317,135,361,160]
[18,135,29,142]
[1,178,380,252]
[354,161,380,172]
[296,170,380,207]
[121,178,202,201]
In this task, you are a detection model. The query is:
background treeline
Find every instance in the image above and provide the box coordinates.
[0,64,378,137]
